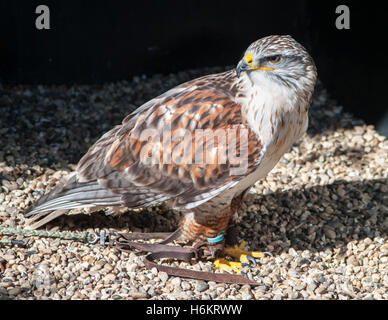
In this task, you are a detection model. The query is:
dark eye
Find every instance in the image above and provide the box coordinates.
[267,55,282,64]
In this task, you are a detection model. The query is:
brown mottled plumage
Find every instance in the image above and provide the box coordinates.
[25,35,317,242]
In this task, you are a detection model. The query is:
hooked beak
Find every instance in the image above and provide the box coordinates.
[236,59,250,78]
[236,53,275,78]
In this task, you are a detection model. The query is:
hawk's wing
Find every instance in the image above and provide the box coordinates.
[77,71,265,210]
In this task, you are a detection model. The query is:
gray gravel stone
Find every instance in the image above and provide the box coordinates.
[196,282,209,292]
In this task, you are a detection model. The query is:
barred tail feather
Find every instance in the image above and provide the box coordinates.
[24,173,122,228]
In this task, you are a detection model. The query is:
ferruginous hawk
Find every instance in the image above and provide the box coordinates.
[25,35,317,270]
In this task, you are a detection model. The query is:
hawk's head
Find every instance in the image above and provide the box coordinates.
[236,35,317,91]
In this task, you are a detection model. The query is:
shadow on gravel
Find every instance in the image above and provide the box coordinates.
[243,178,387,255]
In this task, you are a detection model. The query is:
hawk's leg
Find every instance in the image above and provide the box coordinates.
[179,206,232,242]
[179,191,268,274]
[213,192,268,274]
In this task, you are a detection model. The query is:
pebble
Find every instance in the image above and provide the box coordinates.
[196,282,209,292]
[242,292,253,300]
[30,254,42,264]
[127,263,138,273]
[3,254,15,261]
[103,274,116,283]
[323,226,336,240]
[158,272,169,283]
[347,256,360,267]
[181,281,191,291]
[103,263,114,272]
[171,277,181,288]
[131,291,148,299]
[8,288,21,296]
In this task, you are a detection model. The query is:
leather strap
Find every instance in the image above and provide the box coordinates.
[113,229,258,286]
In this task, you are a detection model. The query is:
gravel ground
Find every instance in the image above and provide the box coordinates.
[0,67,387,300]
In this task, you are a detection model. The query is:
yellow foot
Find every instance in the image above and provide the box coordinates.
[214,258,244,274]
[214,241,267,274]
[224,240,265,263]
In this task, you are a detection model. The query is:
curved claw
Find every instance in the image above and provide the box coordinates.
[262,251,273,257]
[246,255,257,267]
[216,241,268,274]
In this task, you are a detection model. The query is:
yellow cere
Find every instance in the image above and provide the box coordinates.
[244,52,275,71]
[245,52,254,65]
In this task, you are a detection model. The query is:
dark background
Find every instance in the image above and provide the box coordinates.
[1,0,387,134]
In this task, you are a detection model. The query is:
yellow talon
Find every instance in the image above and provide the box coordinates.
[224,241,265,262]
[213,241,265,274]
[214,258,243,274]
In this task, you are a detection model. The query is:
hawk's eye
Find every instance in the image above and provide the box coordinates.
[267,55,282,64]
